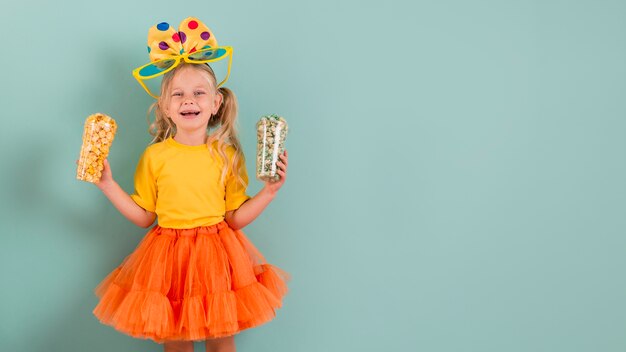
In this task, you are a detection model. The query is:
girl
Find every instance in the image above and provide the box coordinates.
[91,18,289,352]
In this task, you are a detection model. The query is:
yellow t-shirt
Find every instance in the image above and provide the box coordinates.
[130,137,251,229]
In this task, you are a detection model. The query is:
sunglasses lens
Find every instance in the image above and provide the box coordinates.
[138,59,177,77]
[188,48,228,62]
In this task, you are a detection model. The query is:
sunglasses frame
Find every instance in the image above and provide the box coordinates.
[132,46,233,99]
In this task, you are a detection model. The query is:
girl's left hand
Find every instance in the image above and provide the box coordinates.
[263,150,288,195]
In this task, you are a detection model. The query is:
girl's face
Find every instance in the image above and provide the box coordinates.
[162,65,222,136]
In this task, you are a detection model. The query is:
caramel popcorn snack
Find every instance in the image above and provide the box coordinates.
[76,113,117,183]
[256,114,288,182]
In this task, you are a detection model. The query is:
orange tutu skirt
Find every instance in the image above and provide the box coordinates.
[92,221,289,342]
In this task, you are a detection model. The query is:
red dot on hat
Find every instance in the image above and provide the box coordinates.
[188,20,198,30]
[172,33,180,42]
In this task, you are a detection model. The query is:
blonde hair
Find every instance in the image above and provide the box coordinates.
[146,63,247,188]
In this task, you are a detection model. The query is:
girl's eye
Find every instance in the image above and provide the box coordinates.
[172,92,182,97]
[194,91,206,96]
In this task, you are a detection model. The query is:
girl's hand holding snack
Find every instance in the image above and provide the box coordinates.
[262,150,288,195]
[95,159,114,191]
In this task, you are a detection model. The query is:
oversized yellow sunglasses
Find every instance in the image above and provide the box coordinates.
[132,46,233,99]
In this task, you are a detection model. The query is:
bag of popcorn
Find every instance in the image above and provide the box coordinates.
[76,113,117,183]
[256,114,288,182]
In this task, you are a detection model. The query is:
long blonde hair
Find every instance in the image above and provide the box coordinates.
[146,63,247,188]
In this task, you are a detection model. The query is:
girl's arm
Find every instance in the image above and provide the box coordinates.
[225,151,288,230]
[96,160,156,228]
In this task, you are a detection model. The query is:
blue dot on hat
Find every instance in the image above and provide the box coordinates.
[157,22,170,31]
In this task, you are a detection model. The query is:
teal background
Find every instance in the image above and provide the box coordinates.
[1,0,625,351]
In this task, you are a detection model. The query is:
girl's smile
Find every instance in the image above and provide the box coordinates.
[179,109,201,119]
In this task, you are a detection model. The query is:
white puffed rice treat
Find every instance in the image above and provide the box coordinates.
[256,114,288,182]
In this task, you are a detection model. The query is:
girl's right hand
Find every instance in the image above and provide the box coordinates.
[95,159,114,190]
[75,158,115,190]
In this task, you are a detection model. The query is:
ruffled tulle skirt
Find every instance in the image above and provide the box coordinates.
[92,221,288,342]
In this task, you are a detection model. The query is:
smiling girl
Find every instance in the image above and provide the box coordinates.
[91,18,289,352]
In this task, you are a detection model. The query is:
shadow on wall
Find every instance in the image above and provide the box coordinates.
[5,142,152,352]
[12,48,160,351]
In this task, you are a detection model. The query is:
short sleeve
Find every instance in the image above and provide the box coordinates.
[225,150,251,212]
[130,149,157,212]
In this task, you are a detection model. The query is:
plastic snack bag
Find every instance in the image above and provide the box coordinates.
[76,113,117,183]
[256,114,288,182]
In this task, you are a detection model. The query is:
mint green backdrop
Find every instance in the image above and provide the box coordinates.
[1,1,625,351]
